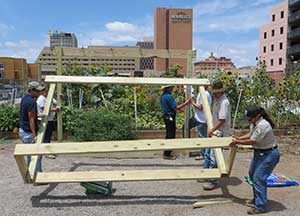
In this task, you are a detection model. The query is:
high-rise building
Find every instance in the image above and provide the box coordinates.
[49,30,78,48]
[136,39,154,70]
[259,1,288,85]
[35,46,140,79]
[0,57,41,85]
[154,8,193,75]
[287,0,300,65]
[194,52,236,77]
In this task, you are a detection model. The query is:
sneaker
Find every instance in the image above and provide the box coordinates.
[247,207,265,215]
[163,155,176,160]
[245,199,255,207]
[46,154,56,159]
[202,182,219,190]
[195,156,204,160]
[196,179,208,183]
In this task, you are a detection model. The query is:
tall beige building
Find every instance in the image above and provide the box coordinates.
[259,1,288,85]
[35,46,140,78]
[154,8,193,75]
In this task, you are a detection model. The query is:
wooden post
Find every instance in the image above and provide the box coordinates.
[55,47,63,142]
[184,50,193,138]
[14,155,32,183]
[199,86,228,175]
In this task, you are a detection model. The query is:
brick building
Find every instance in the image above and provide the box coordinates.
[154,8,193,75]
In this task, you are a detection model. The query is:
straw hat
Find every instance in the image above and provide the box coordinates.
[210,80,227,93]
[161,85,175,90]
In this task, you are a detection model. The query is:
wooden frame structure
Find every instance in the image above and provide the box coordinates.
[14,48,237,188]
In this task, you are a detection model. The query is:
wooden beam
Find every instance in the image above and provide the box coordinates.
[14,155,32,183]
[55,47,63,142]
[35,168,221,183]
[45,75,210,86]
[193,198,233,208]
[199,86,228,175]
[226,146,238,176]
[14,137,232,156]
[27,84,56,180]
[60,47,196,59]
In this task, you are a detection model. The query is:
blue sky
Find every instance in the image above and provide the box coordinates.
[0,0,283,67]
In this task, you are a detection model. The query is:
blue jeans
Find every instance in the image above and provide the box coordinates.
[249,148,280,212]
[19,128,43,172]
[203,148,218,184]
[197,123,207,157]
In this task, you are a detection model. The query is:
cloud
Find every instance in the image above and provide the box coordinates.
[105,21,137,32]
[0,39,47,62]
[193,0,273,32]
[0,23,15,36]
[77,19,153,46]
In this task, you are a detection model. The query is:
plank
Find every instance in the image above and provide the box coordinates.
[14,137,232,156]
[193,198,233,208]
[55,47,63,142]
[35,168,221,183]
[14,155,32,183]
[199,86,228,175]
[60,47,196,59]
[27,84,56,180]
[45,76,210,86]
[227,146,238,176]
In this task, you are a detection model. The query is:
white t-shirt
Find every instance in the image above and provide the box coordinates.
[194,90,212,123]
[212,94,231,137]
[37,95,57,121]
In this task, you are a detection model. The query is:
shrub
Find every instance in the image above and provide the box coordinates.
[0,105,19,132]
[71,108,135,141]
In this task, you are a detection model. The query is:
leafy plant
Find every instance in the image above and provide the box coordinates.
[0,105,19,132]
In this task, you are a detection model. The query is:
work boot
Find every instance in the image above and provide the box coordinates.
[202,182,219,190]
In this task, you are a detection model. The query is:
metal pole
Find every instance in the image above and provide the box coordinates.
[133,87,138,131]
[232,89,243,134]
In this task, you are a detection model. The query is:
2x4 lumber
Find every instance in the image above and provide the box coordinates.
[14,155,32,183]
[193,198,233,208]
[45,76,210,86]
[35,168,221,184]
[199,86,228,175]
[226,146,238,176]
[27,84,56,181]
[14,137,232,156]
[55,47,63,142]
[60,47,196,59]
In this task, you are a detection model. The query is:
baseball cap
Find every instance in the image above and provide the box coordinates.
[28,81,44,91]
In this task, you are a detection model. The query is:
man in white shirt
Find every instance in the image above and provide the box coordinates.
[190,86,212,160]
[203,80,231,190]
[37,87,60,158]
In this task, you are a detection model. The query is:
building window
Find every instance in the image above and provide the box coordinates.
[263,60,266,65]
[272,29,275,36]
[264,32,267,39]
[270,59,274,66]
[0,72,4,79]
[280,42,283,50]
[280,27,284,34]
[263,46,266,53]
[279,58,283,65]
[281,11,284,18]
[272,14,275,21]
[271,44,274,51]
[0,63,4,70]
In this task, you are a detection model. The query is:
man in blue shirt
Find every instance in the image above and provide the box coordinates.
[19,81,44,172]
[160,85,190,159]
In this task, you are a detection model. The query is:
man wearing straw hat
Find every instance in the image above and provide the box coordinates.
[160,85,190,160]
[202,80,231,190]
